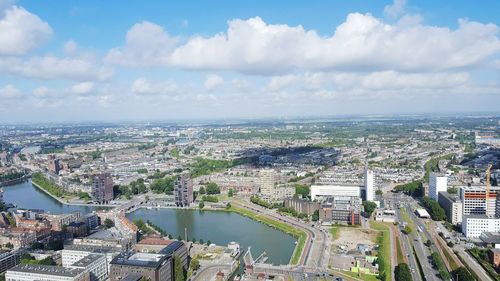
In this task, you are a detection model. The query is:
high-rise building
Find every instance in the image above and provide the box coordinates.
[259,169,275,200]
[174,174,193,207]
[48,158,61,175]
[438,192,463,225]
[460,186,500,217]
[429,173,447,201]
[92,173,114,204]
[364,169,374,201]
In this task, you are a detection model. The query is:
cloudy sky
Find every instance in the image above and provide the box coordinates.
[0,0,499,122]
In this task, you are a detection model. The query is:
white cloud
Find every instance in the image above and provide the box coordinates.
[204,74,224,92]
[0,84,21,99]
[267,74,297,92]
[384,0,406,18]
[64,40,78,54]
[105,21,178,66]
[71,82,94,94]
[107,15,500,74]
[0,5,52,55]
[32,86,57,98]
[131,78,180,95]
[0,56,112,81]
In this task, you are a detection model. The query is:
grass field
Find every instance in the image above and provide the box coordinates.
[370,221,391,281]
[330,226,340,240]
[395,235,405,265]
[229,206,307,265]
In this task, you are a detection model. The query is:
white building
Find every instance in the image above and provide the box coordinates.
[310,185,360,201]
[462,215,500,238]
[429,173,447,201]
[62,244,120,273]
[364,169,374,201]
[67,254,107,281]
[6,264,89,281]
[259,169,293,202]
[259,169,276,199]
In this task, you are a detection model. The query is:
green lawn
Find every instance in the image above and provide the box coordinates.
[330,226,340,240]
[229,206,307,265]
[370,221,391,281]
[396,236,405,265]
[344,271,379,281]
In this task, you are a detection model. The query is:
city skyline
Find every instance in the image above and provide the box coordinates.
[1,0,500,122]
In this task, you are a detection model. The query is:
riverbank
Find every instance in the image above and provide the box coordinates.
[30,181,115,207]
[228,205,307,265]
[0,175,30,187]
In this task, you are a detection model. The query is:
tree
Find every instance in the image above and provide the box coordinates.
[451,267,475,281]
[4,243,13,249]
[376,189,383,196]
[205,182,220,194]
[199,239,204,245]
[198,186,206,195]
[190,258,200,271]
[228,189,234,197]
[294,184,310,198]
[206,240,211,245]
[395,263,412,281]
[363,201,377,218]
[104,218,115,228]
[422,196,447,221]
[226,202,231,209]
[403,226,412,235]
[198,202,205,209]
[174,255,185,281]
[312,210,319,222]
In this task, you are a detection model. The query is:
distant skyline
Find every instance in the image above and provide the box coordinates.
[1,0,499,122]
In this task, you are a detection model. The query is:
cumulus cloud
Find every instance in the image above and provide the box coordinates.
[0,5,52,55]
[64,40,78,54]
[71,82,94,94]
[267,74,297,92]
[0,56,113,81]
[384,0,406,18]
[0,84,22,99]
[131,78,180,95]
[108,15,500,75]
[204,74,224,92]
[105,21,179,66]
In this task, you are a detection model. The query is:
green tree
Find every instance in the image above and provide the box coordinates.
[294,184,310,198]
[198,202,205,209]
[198,186,206,195]
[403,226,412,234]
[199,239,204,245]
[104,218,115,228]
[395,263,412,281]
[228,189,234,197]
[205,182,220,194]
[311,210,319,222]
[363,201,377,217]
[207,240,211,245]
[4,243,13,249]
[451,267,475,281]
[174,255,185,281]
[190,258,200,271]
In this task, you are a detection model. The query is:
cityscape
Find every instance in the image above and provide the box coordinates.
[1,1,500,281]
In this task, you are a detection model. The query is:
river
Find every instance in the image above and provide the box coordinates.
[3,180,296,265]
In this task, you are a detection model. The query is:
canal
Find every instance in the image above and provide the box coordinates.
[3,180,296,265]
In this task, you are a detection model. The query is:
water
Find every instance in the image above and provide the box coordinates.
[127,208,296,265]
[3,180,297,265]
[3,180,97,214]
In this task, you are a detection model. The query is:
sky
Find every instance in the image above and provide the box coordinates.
[0,0,499,122]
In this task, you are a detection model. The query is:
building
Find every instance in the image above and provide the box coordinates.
[67,222,88,238]
[46,212,82,231]
[6,264,89,281]
[158,241,189,274]
[109,252,172,281]
[135,237,172,253]
[62,244,120,273]
[364,169,374,201]
[429,173,447,201]
[259,169,275,199]
[283,198,320,216]
[0,250,21,273]
[92,173,114,204]
[310,185,360,201]
[318,196,362,225]
[416,209,431,219]
[174,174,193,207]
[462,215,500,238]
[490,249,500,268]
[438,192,463,225]
[67,254,107,281]
[460,186,500,217]
[48,158,61,175]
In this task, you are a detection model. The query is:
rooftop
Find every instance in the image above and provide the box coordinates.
[8,264,85,277]
[71,254,105,267]
[159,241,184,257]
[110,251,170,268]
[137,237,172,246]
[480,232,500,244]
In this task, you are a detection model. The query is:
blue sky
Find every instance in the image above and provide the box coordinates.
[1,0,500,122]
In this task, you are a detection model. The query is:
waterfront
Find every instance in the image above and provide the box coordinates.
[127,208,296,265]
[3,180,296,265]
[3,180,97,214]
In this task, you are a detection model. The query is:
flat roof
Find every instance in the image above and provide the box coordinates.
[480,232,500,244]
[71,254,104,267]
[110,252,170,268]
[159,241,184,257]
[8,264,84,277]
[416,209,431,217]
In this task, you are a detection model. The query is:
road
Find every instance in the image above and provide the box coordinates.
[232,199,329,269]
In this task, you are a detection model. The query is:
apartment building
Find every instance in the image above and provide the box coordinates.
[462,215,500,238]
[438,191,463,225]
[6,264,89,281]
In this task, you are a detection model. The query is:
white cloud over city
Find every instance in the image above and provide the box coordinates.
[0,0,499,121]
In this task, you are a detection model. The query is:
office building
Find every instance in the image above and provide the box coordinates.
[46,212,82,231]
[174,174,193,207]
[429,173,447,201]
[310,185,360,201]
[62,244,120,273]
[462,215,500,238]
[92,173,114,204]
[438,192,463,225]
[319,196,362,225]
[364,169,374,201]
[0,251,21,273]
[67,254,107,281]
[48,158,61,175]
[109,252,171,281]
[460,186,500,217]
[5,264,89,281]
[159,241,189,275]
[283,198,320,216]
